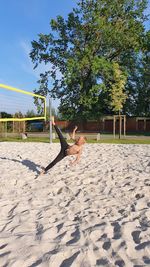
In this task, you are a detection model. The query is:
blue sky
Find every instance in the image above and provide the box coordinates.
[0,0,78,111]
[0,0,149,113]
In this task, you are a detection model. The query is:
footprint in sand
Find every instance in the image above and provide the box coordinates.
[131,230,141,244]
[111,222,121,240]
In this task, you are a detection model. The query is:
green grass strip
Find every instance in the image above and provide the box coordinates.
[1,137,150,144]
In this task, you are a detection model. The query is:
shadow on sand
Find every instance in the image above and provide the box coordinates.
[0,156,42,175]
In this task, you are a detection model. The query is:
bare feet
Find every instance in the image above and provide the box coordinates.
[40,169,46,175]
[51,116,55,125]
[35,168,46,179]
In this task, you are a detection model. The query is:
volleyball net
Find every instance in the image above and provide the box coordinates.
[0,84,46,122]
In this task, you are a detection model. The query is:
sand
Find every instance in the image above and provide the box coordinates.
[0,142,150,267]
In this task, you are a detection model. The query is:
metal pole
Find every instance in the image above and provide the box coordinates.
[49,98,52,144]
[5,121,7,138]
[119,114,122,139]
[113,116,116,139]
[124,115,126,137]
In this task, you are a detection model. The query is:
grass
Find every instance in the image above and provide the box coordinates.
[87,139,150,144]
[1,137,150,144]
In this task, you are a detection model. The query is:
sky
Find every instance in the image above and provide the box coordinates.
[0,0,149,114]
[0,0,78,113]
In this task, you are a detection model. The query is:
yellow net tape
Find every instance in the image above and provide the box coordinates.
[0,84,46,122]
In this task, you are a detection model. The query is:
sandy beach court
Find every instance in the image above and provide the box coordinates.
[0,142,150,267]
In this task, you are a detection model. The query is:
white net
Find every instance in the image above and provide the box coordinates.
[0,84,46,121]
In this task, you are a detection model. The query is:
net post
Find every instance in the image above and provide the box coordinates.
[49,98,52,144]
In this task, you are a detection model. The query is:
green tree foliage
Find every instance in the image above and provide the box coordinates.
[25,109,37,118]
[122,30,150,116]
[0,112,12,118]
[46,106,58,120]
[14,111,24,118]
[109,62,127,113]
[134,30,150,116]
[30,0,149,120]
[33,96,45,115]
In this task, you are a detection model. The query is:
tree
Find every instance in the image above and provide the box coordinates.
[121,29,150,116]
[33,96,45,116]
[109,62,127,113]
[25,109,37,118]
[0,112,12,118]
[30,0,148,120]
[46,106,58,120]
[14,111,24,118]
[134,31,150,116]
[109,62,127,138]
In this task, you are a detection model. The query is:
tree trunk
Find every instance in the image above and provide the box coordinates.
[119,111,122,139]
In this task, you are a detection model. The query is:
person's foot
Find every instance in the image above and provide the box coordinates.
[40,168,46,175]
[51,116,55,125]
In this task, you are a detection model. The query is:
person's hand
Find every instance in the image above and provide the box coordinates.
[74,125,78,131]
[69,160,73,166]
[69,160,77,166]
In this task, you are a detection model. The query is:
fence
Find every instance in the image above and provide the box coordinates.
[1,116,150,140]
[54,116,150,134]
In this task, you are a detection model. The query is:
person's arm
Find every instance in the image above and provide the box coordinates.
[71,126,78,140]
[70,148,82,165]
